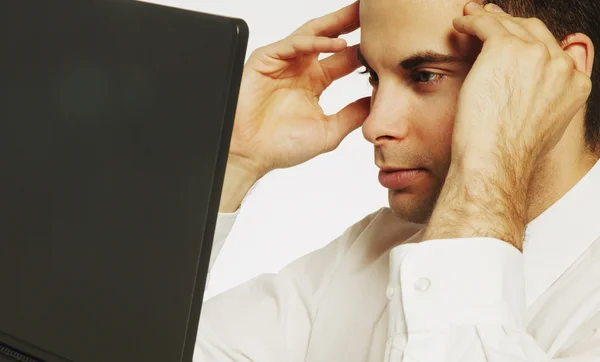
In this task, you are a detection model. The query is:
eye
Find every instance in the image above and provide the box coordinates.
[358,67,378,85]
[412,71,443,85]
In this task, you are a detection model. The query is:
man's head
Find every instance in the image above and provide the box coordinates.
[358,0,598,224]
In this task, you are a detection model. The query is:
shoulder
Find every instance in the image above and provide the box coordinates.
[197,207,422,359]
[274,206,423,297]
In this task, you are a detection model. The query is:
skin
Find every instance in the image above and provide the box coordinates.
[359,0,597,225]
[218,0,596,252]
[420,2,594,250]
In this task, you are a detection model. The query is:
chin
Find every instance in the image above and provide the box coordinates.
[387,186,441,224]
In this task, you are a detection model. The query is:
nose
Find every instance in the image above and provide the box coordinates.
[362,85,411,146]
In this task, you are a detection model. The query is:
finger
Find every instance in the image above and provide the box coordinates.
[481,4,536,42]
[324,96,371,151]
[574,71,593,99]
[455,3,512,42]
[320,44,362,84]
[496,18,536,41]
[329,23,360,39]
[518,17,564,57]
[293,1,360,37]
[266,35,347,60]
[473,4,558,59]
[482,2,505,14]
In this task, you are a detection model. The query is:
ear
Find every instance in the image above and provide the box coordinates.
[561,33,595,76]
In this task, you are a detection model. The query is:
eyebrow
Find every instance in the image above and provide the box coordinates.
[357,47,463,70]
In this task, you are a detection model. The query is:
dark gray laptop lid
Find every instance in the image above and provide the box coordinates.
[0,1,248,361]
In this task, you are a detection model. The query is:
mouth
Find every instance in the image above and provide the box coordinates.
[379,167,424,173]
[378,167,426,189]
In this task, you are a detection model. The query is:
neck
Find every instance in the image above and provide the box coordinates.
[526,145,599,224]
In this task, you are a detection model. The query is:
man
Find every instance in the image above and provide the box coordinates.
[198,0,600,361]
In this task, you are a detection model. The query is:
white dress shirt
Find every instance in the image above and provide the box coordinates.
[196,159,600,361]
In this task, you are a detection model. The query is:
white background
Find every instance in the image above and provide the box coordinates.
[140,0,389,299]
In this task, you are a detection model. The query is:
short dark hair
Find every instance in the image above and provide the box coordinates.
[485,0,600,156]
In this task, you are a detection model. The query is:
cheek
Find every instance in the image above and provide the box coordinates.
[414,92,458,162]
[427,113,455,154]
[418,91,458,139]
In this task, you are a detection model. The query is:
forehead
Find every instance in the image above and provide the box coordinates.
[359,0,474,66]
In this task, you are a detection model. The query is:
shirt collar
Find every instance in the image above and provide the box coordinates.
[523,158,600,307]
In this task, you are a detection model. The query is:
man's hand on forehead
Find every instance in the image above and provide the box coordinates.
[451,1,591,166]
[422,1,592,249]
[220,0,371,198]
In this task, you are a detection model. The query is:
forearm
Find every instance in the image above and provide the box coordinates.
[422,152,533,251]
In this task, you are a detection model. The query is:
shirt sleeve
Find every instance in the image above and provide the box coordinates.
[208,211,240,273]
[396,237,600,362]
[203,210,240,289]
[195,210,382,362]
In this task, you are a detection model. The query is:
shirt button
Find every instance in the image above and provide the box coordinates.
[414,277,431,292]
[386,285,396,299]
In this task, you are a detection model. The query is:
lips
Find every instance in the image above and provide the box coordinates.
[379,167,419,172]
[378,168,425,189]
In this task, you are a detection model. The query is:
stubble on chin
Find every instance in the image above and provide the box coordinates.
[388,184,443,224]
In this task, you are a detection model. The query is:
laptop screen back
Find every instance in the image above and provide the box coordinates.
[0,1,247,361]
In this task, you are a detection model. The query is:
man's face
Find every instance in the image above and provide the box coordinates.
[359,0,480,223]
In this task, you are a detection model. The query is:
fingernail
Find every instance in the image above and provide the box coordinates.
[485,3,505,12]
[467,2,483,9]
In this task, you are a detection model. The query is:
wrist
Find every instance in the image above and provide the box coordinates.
[218,158,263,213]
[453,139,537,184]
[454,149,532,234]
[423,154,528,251]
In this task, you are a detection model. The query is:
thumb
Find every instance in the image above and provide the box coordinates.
[324,96,371,150]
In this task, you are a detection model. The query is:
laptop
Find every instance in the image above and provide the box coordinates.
[0,0,248,361]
